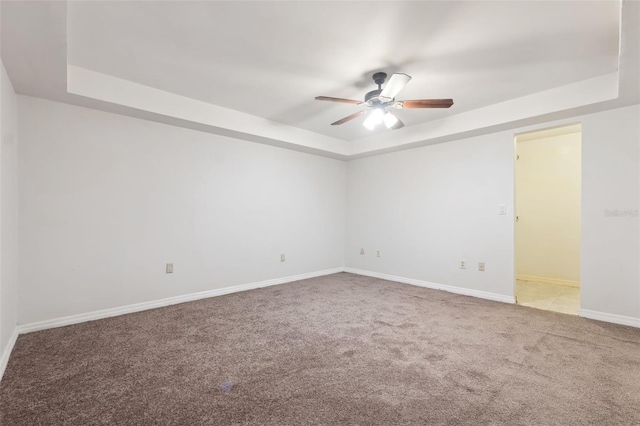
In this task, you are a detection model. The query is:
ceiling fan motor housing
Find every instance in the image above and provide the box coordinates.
[366,72,394,105]
[365,89,383,104]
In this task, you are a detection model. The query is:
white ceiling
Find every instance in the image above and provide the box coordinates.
[1,1,638,158]
[67,1,619,141]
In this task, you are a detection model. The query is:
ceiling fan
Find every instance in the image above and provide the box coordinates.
[315,72,453,130]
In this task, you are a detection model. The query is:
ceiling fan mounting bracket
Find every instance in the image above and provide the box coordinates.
[372,72,388,88]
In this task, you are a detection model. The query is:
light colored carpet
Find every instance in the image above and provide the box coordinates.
[1,272,639,425]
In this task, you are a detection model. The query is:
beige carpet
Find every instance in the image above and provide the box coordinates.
[1,273,639,425]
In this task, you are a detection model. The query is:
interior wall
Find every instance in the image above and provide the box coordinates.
[515,131,581,285]
[0,60,19,360]
[346,104,639,322]
[346,131,516,299]
[581,105,639,320]
[10,95,640,327]
[17,96,347,326]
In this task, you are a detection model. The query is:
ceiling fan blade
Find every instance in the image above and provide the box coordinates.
[401,99,454,109]
[380,73,411,99]
[331,110,366,126]
[315,96,363,105]
[387,111,404,129]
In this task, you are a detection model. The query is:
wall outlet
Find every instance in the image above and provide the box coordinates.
[280,253,285,262]
[478,262,485,272]
[376,250,381,257]
[360,248,365,255]
[460,260,466,269]
[166,263,173,274]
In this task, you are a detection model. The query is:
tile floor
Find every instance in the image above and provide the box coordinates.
[515,280,580,315]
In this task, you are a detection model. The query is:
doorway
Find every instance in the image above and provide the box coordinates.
[514,124,581,315]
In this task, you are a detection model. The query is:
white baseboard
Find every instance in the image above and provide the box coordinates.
[14,266,637,339]
[517,274,580,288]
[345,268,516,304]
[579,309,640,328]
[0,327,19,383]
[17,267,345,335]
